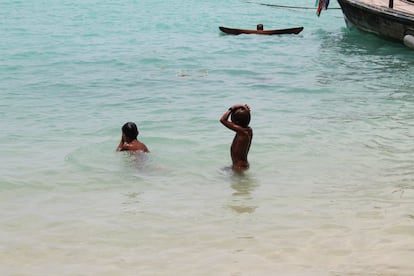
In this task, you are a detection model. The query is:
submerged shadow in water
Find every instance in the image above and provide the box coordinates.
[121,151,151,170]
[318,27,410,59]
[223,168,259,214]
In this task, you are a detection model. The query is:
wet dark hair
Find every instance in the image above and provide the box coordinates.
[231,108,251,128]
[122,122,139,140]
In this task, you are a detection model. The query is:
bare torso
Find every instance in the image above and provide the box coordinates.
[231,127,253,170]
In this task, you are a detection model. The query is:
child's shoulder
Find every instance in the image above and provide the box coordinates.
[133,140,149,152]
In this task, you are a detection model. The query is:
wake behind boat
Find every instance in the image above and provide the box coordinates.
[219,25,304,35]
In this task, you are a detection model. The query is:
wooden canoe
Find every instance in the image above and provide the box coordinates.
[219,26,304,35]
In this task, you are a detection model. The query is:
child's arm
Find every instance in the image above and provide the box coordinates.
[116,135,125,151]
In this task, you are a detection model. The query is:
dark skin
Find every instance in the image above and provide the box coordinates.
[220,104,253,171]
[117,133,149,153]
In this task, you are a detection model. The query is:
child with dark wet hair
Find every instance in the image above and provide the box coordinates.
[117,122,149,152]
[220,104,253,171]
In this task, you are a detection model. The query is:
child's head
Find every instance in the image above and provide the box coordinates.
[231,108,251,127]
[122,122,139,141]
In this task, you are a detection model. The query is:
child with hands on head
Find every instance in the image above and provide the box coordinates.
[220,104,253,171]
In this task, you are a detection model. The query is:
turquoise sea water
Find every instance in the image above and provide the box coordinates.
[1,0,414,275]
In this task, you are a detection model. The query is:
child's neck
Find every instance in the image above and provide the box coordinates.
[125,138,137,143]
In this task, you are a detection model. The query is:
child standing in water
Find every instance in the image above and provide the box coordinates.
[116,122,149,153]
[220,104,253,171]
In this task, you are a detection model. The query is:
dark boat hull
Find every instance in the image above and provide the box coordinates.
[337,0,414,41]
[219,26,304,35]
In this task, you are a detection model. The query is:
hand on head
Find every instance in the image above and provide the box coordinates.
[231,104,250,112]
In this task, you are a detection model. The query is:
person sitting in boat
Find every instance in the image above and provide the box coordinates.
[257,24,264,32]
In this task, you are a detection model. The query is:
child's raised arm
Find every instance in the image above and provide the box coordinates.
[116,134,126,151]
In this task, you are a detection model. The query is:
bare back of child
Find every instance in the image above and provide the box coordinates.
[117,122,149,153]
[220,104,253,171]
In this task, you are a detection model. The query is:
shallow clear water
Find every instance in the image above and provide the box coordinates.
[1,0,414,275]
